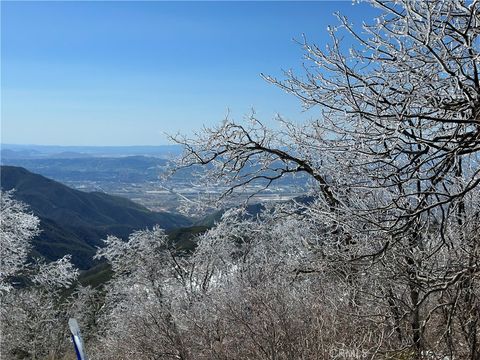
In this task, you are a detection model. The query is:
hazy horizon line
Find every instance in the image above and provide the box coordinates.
[1,143,180,148]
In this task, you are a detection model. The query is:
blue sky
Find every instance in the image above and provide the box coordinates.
[2,1,375,146]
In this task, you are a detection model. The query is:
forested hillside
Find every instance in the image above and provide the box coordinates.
[0,166,191,268]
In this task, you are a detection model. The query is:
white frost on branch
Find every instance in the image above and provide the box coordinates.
[32,255,79,289]
[0,190,40,291]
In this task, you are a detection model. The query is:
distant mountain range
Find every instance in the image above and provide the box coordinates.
[0,144,182,158]
[1,166,192,269]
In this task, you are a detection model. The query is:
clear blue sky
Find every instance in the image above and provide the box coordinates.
[2,1,375,146]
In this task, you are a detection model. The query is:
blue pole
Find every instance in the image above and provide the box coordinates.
[68,318,88,360]
[71,335,83,360]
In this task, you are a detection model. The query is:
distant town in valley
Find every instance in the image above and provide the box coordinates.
[0,143,308,214]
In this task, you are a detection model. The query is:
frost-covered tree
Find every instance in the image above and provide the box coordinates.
[0,190,81,359]
[91,210,324,359]
[1,256,80,359]
[91,204,397,359]
[175,0,480,236]
[93,226,193,359]
[0,190,40,292]
[170,0,480,358]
